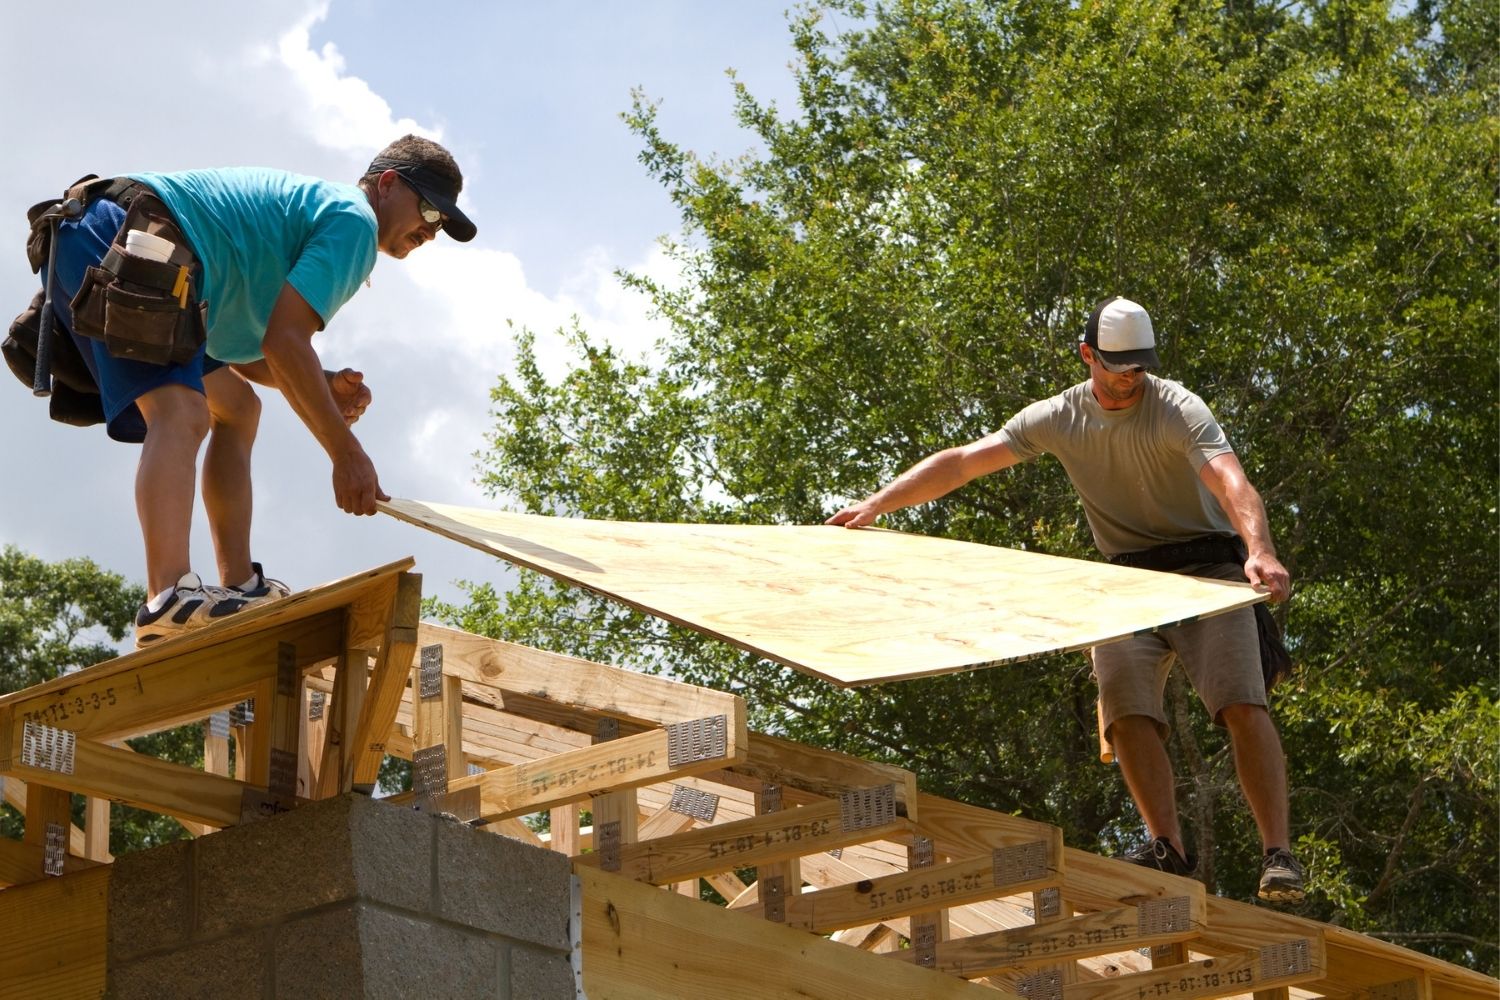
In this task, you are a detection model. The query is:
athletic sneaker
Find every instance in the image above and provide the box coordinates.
[1123,836,1198,877]
[1258,848,1306,902]
[233,562,291,606]
[134,572,249,647]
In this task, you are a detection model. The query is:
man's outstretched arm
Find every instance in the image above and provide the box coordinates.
[826,432,1021,527]
[258,283,388,515]
[1199,452,1290,602]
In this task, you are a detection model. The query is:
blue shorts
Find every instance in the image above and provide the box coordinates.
[46,197,222,443]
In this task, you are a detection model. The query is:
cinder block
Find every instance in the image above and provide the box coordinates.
[195,794,433,936]
[107,837,193,962]
[508,941,577,999]
[435,820,572,951]
[275,902,502,999]
[106,927,270,1000]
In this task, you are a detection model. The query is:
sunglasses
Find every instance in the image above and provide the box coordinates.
[398,176,447,226]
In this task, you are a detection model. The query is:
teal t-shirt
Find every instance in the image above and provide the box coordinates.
[129,168,378,363]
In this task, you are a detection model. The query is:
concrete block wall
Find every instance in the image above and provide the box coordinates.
[105,794,575,999]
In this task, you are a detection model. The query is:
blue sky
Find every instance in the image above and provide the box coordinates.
[0,1,811,609]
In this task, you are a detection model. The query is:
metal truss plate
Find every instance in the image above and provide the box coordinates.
[1036,886,1062,918]
[595,718,620,743]
[412,744,449,808]
[597,820,622,872]
[21,722,75,774]
[208,711,231,739]
[994,839,1049,886]
[1138,895,1191,935]
[307,691,326,721]
[668,785,720,822]
[268,748,298,800]
[1261,938,1313,979]
[1017,968,1063,1000]
[760,783,783,814]
[839,784,896,832]
[911,920,938,968]
[665,715,728,767]
[467,763,485,777]
[827,847,843,859]
[230,699,255,727]
[43,821,66,877]
[909,835,934,869]
[276,642,297,697]
[762,874,786,922]
[419,644,443,700]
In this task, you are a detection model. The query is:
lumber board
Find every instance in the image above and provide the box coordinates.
[0,837,103,887]
[418,622,743,726]
[348,572,422,788]
[0,559,411,721]
[1064,937,1326,1000]
[573,797,913,885]
[0,731,250,829]
[886,901,1203,979]
[381,499,1266,687]
[576,865,1000,999]
[0,865,109,999]
[387,724,740,822]
[768,837,1061,933]
[736,731,919,820]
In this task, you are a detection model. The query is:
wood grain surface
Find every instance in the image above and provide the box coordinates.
[381,498,1266,687]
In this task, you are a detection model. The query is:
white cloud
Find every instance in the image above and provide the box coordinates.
[253,3,440,157]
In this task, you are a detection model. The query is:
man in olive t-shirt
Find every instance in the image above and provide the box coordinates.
[826,297,1305,903]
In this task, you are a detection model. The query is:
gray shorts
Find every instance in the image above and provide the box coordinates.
[1093,562,1265,740]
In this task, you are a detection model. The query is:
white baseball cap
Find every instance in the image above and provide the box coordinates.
[1083,297,1160,370]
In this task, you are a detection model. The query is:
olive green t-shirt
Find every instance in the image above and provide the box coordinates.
[998,376,1236,557]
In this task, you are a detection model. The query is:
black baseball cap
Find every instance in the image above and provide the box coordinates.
[367,155,477,242]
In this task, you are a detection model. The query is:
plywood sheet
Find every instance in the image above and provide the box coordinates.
[381,498,1266,687]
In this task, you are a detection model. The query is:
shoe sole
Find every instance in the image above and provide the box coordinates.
[1258,885,1305,902]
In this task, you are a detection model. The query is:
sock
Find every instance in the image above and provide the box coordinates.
[233,570,261,592]
[146,586,176,613]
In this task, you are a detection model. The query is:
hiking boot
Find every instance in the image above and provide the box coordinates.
[134,572,249,647]
[1258,848,1306,902]
[233,562,291,606]
[1123,836,1197,877]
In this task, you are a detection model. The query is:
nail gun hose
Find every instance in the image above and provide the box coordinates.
[31,216,62,397]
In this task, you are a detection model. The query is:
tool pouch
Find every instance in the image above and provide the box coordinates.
[68,188,206,366]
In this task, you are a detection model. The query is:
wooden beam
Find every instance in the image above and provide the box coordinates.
[0,836,104,887]
[2,731,250,829]
[417,622,743,728]
[573,797,913,886]
[2,776,88,858]
[734,731,920,824]
[0,865,109,998]
[886,901,1204,979]
[317,647,368,798]
[348,572,422,788]
[389,724,738,823]
[575,864,999,999]
[744,836,1061,934]
[82,796,110,862]
[0,611,343,743]
[1064,937,1326,1000]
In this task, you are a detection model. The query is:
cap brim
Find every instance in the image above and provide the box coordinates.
[409,181,476,242]
[1096,346,1160,369]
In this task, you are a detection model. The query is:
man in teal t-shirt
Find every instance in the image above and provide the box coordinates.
[40,134,477,645]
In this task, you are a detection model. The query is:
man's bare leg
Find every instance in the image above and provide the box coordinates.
[134,384,211,596]
[1219,703,1292,850]
[202,367,261,588]
[1109,713,1187,858]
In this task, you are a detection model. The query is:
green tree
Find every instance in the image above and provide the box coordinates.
[0,546,200,854]
[442,0,1497,970]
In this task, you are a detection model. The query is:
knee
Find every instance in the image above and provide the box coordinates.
[212,384,261,436]
[1218,702,1270,731]
[141,387,211,446]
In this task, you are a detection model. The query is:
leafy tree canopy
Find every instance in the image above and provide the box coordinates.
[439,0,1497,971]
